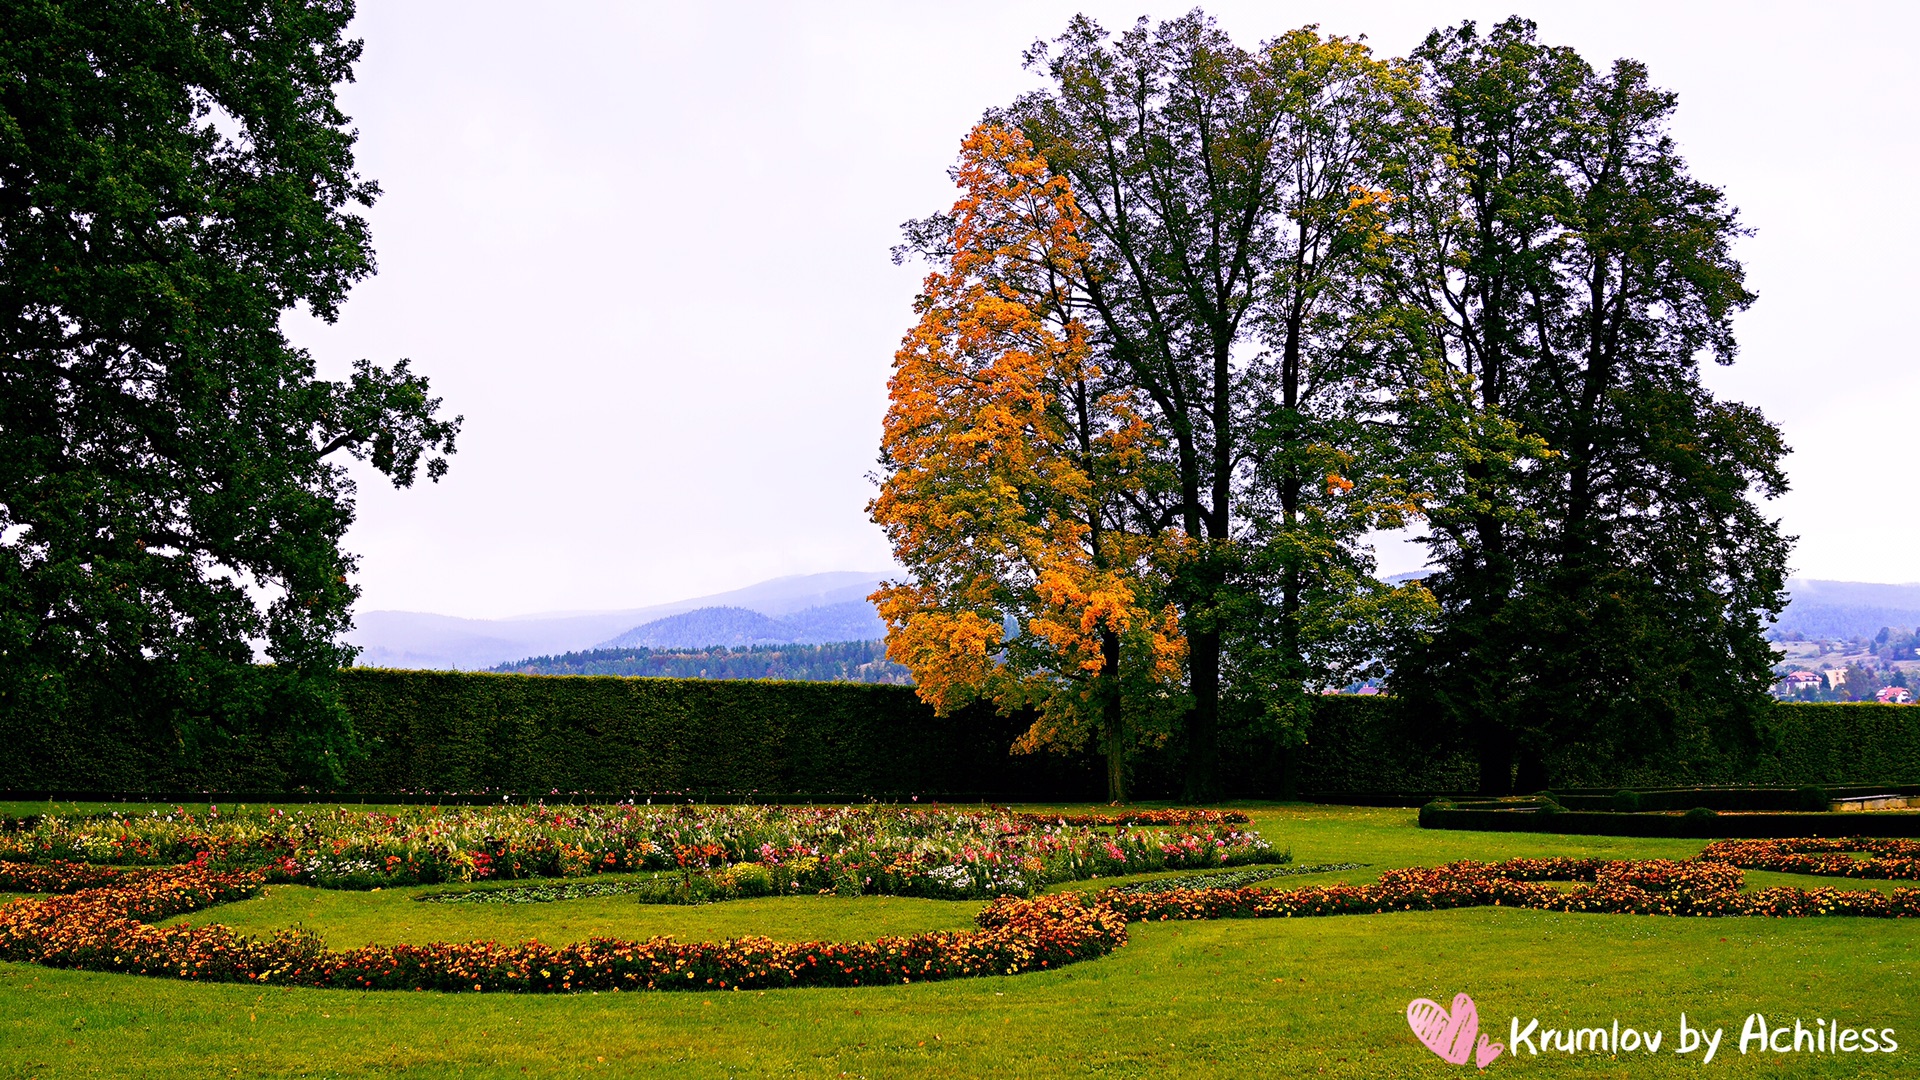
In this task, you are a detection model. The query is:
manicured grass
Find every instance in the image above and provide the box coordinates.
[4,803,1918,1078]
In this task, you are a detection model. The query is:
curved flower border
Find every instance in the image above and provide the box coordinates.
[2,839,1915,995]
[1699,838,1920,880]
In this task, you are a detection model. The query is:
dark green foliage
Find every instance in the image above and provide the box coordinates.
[332,671,1032,795]
[5,678,1920,799]
[492,642,909,683]
[1612,789,1642,813]
[1685,806,1718,819]
[985,16,1435,802]
[1225,695,1480,795]
[1798,785,1830,812]
[0,0,458,782]
[1381,18,1788,795]
[0,669,1100,797]
[1262,700,1920,797]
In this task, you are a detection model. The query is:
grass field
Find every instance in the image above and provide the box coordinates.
[2,802,1917,1078]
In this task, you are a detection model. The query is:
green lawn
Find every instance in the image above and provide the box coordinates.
[3,803,1917,1078]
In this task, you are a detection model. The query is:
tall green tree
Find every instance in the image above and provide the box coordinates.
[1221,29,1433,780]
[1373,19,1789,792]
[0,0,459,781]
[971,14,1427,799]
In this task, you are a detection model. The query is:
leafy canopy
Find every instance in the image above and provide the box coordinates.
[0,0,459,779]
[872,125,1183,800]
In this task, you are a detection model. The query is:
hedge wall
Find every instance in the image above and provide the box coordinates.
[331,670,1098,798]
[0,669,1101,799]
[1524,703,1920,791]
[3,669,1919,799]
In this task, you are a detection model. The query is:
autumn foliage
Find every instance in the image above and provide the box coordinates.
[870,126,1183,797]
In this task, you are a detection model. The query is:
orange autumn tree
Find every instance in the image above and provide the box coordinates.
[869,125,1183,801]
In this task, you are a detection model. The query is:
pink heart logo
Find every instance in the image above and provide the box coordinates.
[1407,992,1504,1069]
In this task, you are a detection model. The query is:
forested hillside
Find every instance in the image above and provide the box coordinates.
[1771,580,1920,641]
[492,641,909,683]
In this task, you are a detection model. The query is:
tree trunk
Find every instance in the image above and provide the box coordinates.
[1100,628,1126,803]
[1184,625,1222,801]
[1276,743,1301,801]
[1476,725,1515,796]
[1514,746,1549,795]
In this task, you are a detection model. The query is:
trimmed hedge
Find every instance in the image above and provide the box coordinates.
[0,669,1100,800]
[335,671,1062,796]
[4,669,1920,798]
[1541,786,1920,813]
[1282,701,1920,798]
[1265,695,1481,795]
[1417,806,1920,838]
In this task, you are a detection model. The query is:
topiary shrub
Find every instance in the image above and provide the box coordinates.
[1797,786,1830,812]
[1611,789,1642,813]
[1685,806,1719,820]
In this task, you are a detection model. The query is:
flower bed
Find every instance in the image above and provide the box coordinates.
[1699,838,1920,879]
[1099,856,1920,921]
[0,805,1280,897]
[0,864,1127,992]
[4,842,1919,996]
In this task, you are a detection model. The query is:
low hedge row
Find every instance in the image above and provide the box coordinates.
[1545,786,1920,813]
[3,669,1920,798]
[1418,806,1920,838]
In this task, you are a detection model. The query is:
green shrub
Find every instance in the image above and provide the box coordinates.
[1685,806,1719,820]
[1797,785,1830,812]
[1611,789,1642,813]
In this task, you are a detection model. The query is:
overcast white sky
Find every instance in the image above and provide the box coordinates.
[292,1,1920,619]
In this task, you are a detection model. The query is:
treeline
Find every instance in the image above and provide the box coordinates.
[874,13,1791,801]
[492,642,911,684]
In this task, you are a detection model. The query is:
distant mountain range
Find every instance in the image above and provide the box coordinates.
[598,601,885,650]
[348,571,1920,671]
[348,571,890,670]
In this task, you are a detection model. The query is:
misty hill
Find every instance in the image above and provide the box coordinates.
[1772,579,1920,641]
[348,571,889,670]
[493,641,909,683]
[599,601,886,649]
